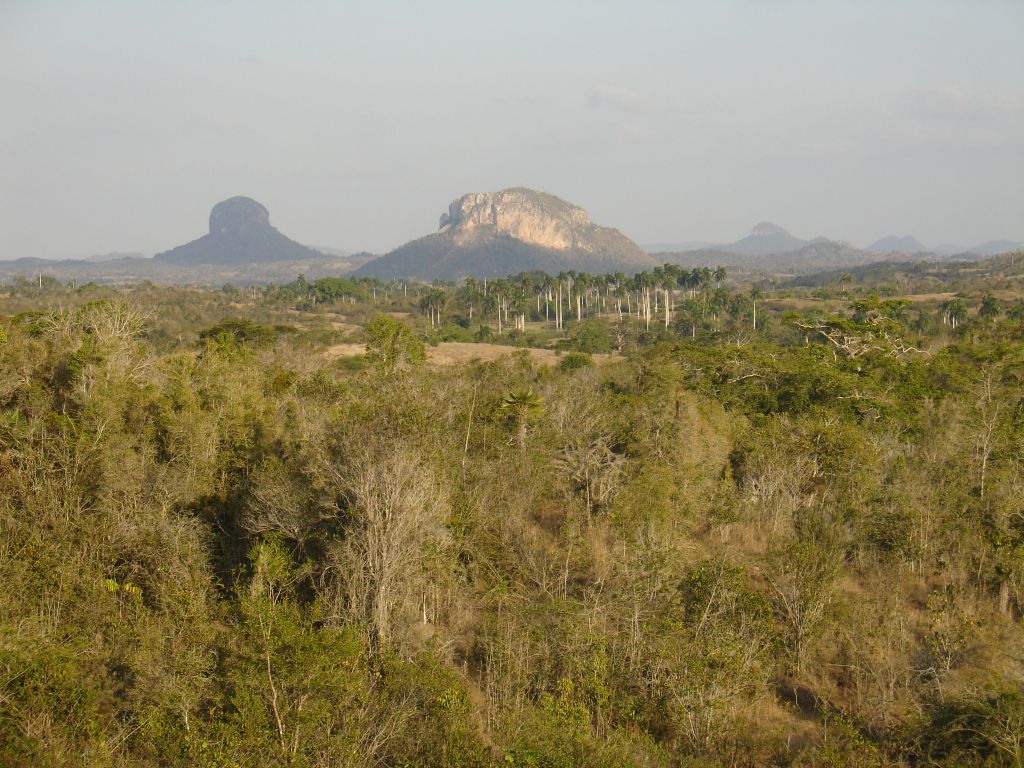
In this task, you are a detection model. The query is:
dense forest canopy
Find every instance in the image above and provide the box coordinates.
[1,259,1022,767]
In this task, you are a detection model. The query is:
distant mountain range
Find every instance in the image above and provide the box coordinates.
[3,197,1020,285]
[84,251,148,263]
[783,250,1024,290]
[866,235,1022,257]
[653,242,883,274]
[355,188,657,279]
[867,235,929,254]
[644,222,824,258]
[645,224,1021,263]
[934,240,1023,257]
[641,223,1023,274]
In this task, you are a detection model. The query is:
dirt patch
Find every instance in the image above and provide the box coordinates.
[425,342,562,366]
[324,340,619,367]
[324,343,366,359]
[327,321,359,334]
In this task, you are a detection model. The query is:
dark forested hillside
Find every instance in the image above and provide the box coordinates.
[1,268,1022,767]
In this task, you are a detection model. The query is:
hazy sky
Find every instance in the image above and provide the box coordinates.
[1,0,1022,259]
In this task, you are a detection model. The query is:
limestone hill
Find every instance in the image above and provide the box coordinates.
[355,188,656,279]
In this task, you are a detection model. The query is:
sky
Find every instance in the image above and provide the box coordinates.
[1,0,1022,260]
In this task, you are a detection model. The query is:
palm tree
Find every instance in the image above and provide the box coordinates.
[710,285,730,331]
[660,267,677,328]
[689,268,702,299]
[639,270,658,330]
[978,293,1000,320]
[713,265,727,288]
[751,286,763,331]
[542,274,557,324]
[556,272,569,330]
[492,278,512,334]
[456,278,480,320]
[943,297,968,329]
[481,292,498,329]
[418,287,447,328]
[574,273,590,320]
[500,388,544,450]
[508,282,528,331]
[612,271,627,320]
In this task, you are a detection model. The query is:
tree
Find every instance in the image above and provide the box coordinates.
[329,447,448,648]
[660,266,677,328]
[455,277,481,320]
[979,293,1001,320]
[419,287,448,328]
[363,315,425,375]
[200,318,276,348]
[766,539,840,674]
[941,297,968,329]
[228,536,390,765]
[500,388,544,450]
[713,265,727,288]
[750,286,763,331]
[572,319,612,354]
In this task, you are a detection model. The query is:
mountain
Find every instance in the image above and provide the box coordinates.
[714,222,813,256]
[155,197,325,266]
[354,188,656,279]
[867,235,928,254]
[967,239,1023,257]
[85,251,147,262]
[308,245,351,258]
[784,249,1024,290]
[878,239,1021,258]
[650,223,819,257]
[655,240,890,275]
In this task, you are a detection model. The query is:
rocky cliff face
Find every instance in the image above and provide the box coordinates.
[358,188,655,279]
[439,189,596,251]
[157,197,324,266]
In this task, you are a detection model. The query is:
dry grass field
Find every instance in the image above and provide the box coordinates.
[325,340,619,367]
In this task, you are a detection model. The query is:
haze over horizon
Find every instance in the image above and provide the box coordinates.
[1,0,1022,261]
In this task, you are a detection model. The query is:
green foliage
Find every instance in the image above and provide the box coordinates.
[363,314,425,375]
[571,318,613,353]
[500,387,544,449]
[557,351,594,372]
[1,277,1022,767]
[312,276,366,303]
[199,317,277,348]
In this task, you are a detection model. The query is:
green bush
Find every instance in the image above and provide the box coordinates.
[558,351,594,372]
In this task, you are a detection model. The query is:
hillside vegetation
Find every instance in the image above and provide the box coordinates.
[1,265,1022,767]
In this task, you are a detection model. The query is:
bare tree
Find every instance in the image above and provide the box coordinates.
[329,446,449,648]
[766,539,840,675]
